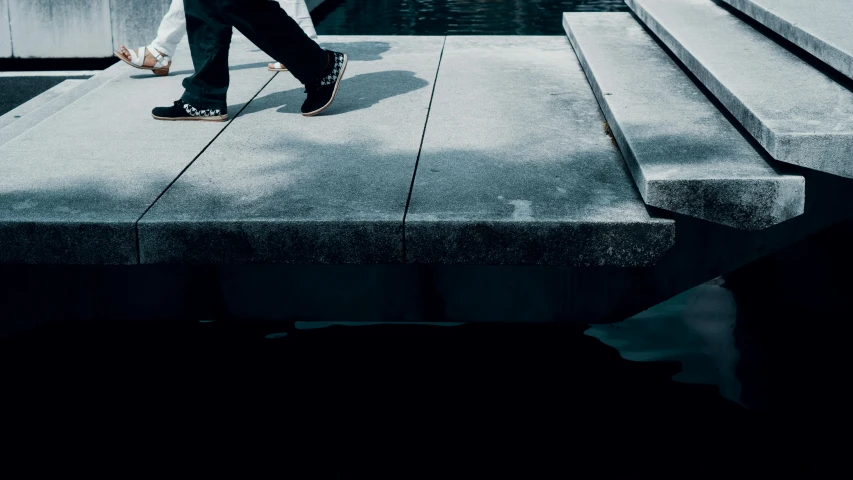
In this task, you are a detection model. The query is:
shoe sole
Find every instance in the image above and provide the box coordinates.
[114,52,170,76]
[302,54,348,117]
[151,114,229,122]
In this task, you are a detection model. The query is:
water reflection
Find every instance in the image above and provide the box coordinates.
[587,279,744,406]
[313,0,629,35]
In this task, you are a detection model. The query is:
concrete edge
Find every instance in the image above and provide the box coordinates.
[564,12,805,230]
[0,62,125,148]
[137,220,405,265]
[404,219,676,267]
[623,0,853,180]
[718,0,853,80]
[0,79,87,130]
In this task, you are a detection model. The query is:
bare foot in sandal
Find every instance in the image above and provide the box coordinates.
[114,45,172,76]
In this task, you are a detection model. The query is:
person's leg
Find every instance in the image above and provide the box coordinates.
[115,0,186,75]
[276,0,318,41]
[152,0,231,121]
[219,0,327,85]
[149,0,188,57]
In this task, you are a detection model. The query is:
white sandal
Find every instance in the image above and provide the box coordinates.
[268,62,289,72]
[114,45,172,76]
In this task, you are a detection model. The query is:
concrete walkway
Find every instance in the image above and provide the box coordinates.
[1,35,678,266]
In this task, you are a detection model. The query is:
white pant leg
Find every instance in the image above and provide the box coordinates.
[276,0,319,41]
[147,0,318,61]
[148,0,186,58]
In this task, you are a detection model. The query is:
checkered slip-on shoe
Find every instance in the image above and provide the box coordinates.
[301,50,348,117]
[152,100,228,122]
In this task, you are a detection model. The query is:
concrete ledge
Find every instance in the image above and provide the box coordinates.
[0,38,275,264]
[405,220,674,267]
[719,0,853,80]
[626,0,853,179]
[0,79,86,131]
[406,37,675,266]
[0,63,124,148]
[0,221,135,264]
[140,221,402,264]
[138,37,443,265]
[564,13,804,230]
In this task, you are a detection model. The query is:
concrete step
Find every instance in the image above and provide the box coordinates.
[0,64,125,148]
[0,79,87,130]
[626,0,853,179]
[0,37,276,264]
[405,36,674,266]
[719,0,853,81]
[138,36,445,265]
[563,13,804,230]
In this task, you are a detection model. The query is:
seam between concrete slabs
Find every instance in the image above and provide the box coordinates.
[401,35,447,263]
[133,72,280,264]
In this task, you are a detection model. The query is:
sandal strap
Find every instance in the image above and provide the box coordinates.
[127,46,147,66]
[146,46,171,68]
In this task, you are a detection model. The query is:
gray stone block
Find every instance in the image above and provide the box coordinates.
[720,0,853,80]
[405,36,675,266]
[0,0,10,57]
[0,79,86,131]
[0,37,276,264]
[109,0,172,54]
[8,0,113,57]
[138,36,444,264]
[627,0,853,179]
[564,13,804,230]
[0,64,124,148]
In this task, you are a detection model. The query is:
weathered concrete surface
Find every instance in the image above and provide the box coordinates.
[138,36,443,264]
[720,0,853,80]
[626,0,853,179]
[406,36,674,266]
[0,63,125,148]
[8,0,113,57]
[109,0,172,55]
[0,79,86,130]
[0,37,275,264]
[0,0,10,57]
[564,13,804,230]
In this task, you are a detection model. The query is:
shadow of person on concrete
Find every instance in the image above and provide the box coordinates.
[235,70,429,116]
[251,41,391,62]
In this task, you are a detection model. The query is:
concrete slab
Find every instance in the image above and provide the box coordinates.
[564,13,804,230]
[8,0,113,58]
[109,0,172,55]
[720,0,853,80]
[0,0,10,57]
[138,36,444,264]
[0,79,86,130]
[0,36,276,264]
[405,36,675,267]
[0,63,124,148]
[626,0,853,179]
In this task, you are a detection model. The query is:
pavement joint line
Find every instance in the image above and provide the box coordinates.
[402,35,447,263]
[133,71,280,264]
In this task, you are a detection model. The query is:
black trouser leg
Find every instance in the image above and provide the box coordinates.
[218,0,328,85]
[181,0,233,110]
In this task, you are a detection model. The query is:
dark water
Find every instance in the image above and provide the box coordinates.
[313,0,629,35]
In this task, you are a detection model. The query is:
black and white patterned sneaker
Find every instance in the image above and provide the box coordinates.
[301,50,348,117]
[152,100,228,122]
